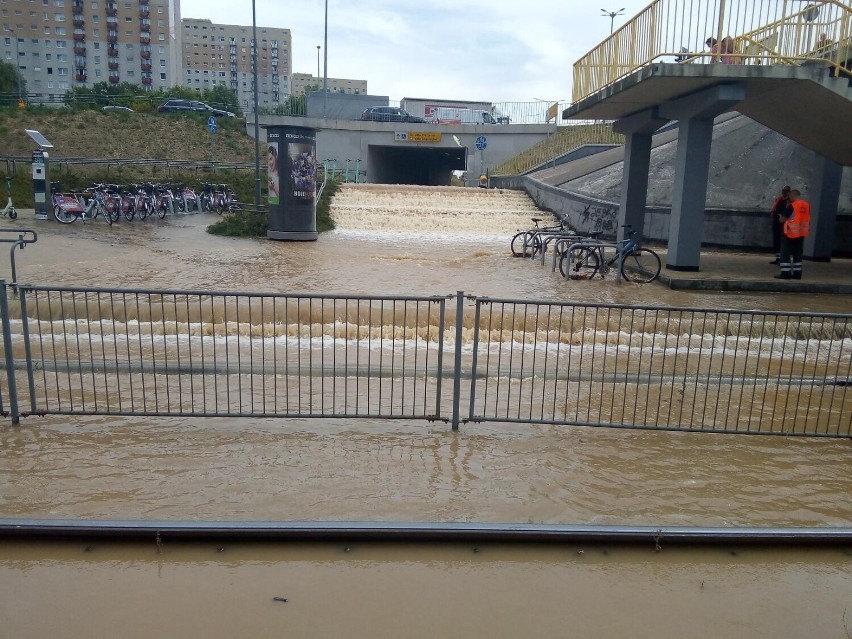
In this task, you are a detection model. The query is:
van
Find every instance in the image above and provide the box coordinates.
[430,107,500,125]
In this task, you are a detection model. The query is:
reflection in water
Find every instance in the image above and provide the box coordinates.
[0,185,849,528]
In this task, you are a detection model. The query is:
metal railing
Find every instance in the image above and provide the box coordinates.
[573,0,852,103]
[1,282,850,437]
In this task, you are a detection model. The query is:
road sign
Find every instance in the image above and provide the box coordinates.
[208,116,217,133]
[475,135,487,150]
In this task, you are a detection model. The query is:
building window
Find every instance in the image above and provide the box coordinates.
[160,72,165,79]
[159,58,164,66]
[157,33,163,40]
[53,0,64,6]
[54,26,64,34]
[57,66,67,74]
[94,68,100,76]
[55,39,65,46]
[157,4,162,11]
[47,80,53,88]
[93,54,99,62]
[91,14,97,22]
[53,12,63,20]
[158,45,163,53]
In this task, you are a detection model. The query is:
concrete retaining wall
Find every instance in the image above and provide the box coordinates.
[491,174,852,255]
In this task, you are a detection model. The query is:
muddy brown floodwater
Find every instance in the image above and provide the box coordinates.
[0,184,850,637]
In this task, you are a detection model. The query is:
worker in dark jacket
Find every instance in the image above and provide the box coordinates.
[769,185,791,264]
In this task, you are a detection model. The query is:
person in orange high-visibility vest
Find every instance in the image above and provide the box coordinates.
[775,189,810,280]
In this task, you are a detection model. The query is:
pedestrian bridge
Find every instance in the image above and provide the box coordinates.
[254,116,556,186]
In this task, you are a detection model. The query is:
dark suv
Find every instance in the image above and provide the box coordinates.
[157,99,236,118]
[360,106,425,123]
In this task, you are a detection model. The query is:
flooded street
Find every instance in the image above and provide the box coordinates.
[0,184,849,637]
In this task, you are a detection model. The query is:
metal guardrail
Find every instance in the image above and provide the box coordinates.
[0,230,37,291]
[573,0,852,103]
[0,156,255,176]
[1,282,849,437]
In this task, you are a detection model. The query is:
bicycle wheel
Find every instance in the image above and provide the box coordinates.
[620,248,662,283]
[54,204,76,224]
[559,247,600,279]
[528,234,544,258]
[108,200,121,222]
[137,200,150,221]
[101,203,113,226]
[510,231,529,257]
[157,200,168,219]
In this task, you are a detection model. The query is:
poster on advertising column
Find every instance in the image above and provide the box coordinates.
[286,132,316,206]
[267,138,280,205]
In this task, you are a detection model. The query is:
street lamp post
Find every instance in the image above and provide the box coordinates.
[322,0,328,116]
[316,45,321,81]
[601,7,626,34]
[251,0,261,209]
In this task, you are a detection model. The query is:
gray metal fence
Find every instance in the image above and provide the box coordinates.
[1,282,850,437]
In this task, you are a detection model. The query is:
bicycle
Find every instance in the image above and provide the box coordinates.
[52,184,113,225]
[559,225,662,283]
[510,217,566,258]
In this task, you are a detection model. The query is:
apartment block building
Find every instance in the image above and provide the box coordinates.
[181,18,290,112]
[1,0,181,97]
[290,72,366,97]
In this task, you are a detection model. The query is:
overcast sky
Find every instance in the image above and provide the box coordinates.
[180,0,651,103]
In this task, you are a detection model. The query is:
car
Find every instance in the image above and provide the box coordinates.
[102,105,134,113]
[360,106,426,123]
[157,99,236,118]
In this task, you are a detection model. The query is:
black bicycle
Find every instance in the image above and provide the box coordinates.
[559,226,661,283]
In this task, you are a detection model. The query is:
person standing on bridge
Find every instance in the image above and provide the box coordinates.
[776,189,810,280]
[769,185,792,264]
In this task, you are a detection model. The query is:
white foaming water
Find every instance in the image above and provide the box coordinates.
[330,183,545,238]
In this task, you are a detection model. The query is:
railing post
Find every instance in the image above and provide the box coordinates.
[0,280,20,425]
[468,299,482,422]
[451,291,464,431]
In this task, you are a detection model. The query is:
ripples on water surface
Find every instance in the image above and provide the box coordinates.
[0,184,849,527]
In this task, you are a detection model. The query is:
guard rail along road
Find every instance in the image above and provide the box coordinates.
[1,283,849,437]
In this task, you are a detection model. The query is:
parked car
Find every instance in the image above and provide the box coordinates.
[360,106,426,123]
[102,105,134,113]
[157,99,236,118]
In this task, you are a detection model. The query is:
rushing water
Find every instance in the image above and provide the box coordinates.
[0,184,850,637]
[0,183,849,526]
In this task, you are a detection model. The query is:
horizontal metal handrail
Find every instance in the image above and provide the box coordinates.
[2,519,851,546]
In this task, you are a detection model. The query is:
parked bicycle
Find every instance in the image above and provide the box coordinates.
[559,225,662,283]
[52,182,113,225]
[510,216,567,258]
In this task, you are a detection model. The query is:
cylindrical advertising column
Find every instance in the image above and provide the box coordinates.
[264,125,318,241]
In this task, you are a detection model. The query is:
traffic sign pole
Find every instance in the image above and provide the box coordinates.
[208,116,217,163]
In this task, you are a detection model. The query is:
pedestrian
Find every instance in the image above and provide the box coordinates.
[720,36,738,63]
[775,189,810,280]
[769,185,792,264]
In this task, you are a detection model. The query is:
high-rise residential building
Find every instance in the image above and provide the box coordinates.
[1,0,181,98]
[181,18,290,112]
[290,72,366,97]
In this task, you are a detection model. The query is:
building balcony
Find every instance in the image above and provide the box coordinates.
[106,16,118,27]
[139,8,150,17]
[139,35,150,45]
[75,73,86,82]
[141,76,153,86]
[108,61,119,70]
[140,51,151,59]
[73,17,85,28]
[74,33,86,42]
[107,37,118,45]
[72,3,84,14]
[140,23,151,33]
[140,62,151,71]
[107,47,118,56]
[108,75,120,84]
[74,46,86,55]
[105,5,117,16]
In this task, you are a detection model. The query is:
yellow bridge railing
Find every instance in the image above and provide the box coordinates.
[572,0,852,104]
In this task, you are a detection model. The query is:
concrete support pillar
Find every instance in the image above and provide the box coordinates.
[613,109,668,244]
[659,84,746,271]
[665,117,715,271]
[804,154,842,262]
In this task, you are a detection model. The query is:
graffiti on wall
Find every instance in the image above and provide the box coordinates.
[578,203,617,233]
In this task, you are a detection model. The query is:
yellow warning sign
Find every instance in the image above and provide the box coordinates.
[407,132,442,143]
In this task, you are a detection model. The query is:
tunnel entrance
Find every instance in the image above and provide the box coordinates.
[367,144,468,186]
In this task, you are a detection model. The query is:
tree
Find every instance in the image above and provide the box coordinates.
[201,85,241,115]
[0,60,26,105]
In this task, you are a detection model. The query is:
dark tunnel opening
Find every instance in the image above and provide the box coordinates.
[367,145,468,186]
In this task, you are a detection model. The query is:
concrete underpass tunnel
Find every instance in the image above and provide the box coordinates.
[368,144,467,185]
